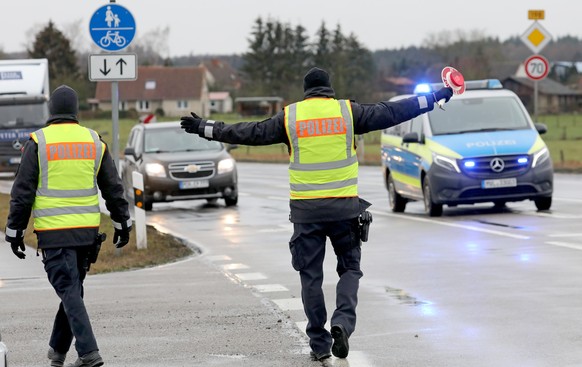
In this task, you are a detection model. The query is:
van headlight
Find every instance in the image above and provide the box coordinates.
[218,158,235,174]
[532,147,550,168]
[433,153,460,173]
[145,163,166,177]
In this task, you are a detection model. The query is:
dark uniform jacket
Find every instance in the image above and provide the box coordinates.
[201,86,434,223]
[7,118,130,249]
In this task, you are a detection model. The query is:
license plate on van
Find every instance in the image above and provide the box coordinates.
[482,178,517,189]
[9,157,21,164]
[179,180,209,189]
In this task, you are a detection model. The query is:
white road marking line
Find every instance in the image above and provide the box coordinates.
[234,272,268,281]
[527,212,582,219]
[268,195,288,201]
[548,233,582,238]
[546,241,582,251]
[272,298,304,311]
[370,210,530,240]
[554,197,582,203]
[222,263,250,270]
[206,255,232,261]
[253,284,289,292]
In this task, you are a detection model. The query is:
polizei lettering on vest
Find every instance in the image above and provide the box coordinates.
[47,142,97,161]
[297,117,346,138]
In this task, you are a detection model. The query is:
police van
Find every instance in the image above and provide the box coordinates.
[381,79,553,216]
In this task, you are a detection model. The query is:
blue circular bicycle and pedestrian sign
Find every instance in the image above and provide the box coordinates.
[89,4,136,52]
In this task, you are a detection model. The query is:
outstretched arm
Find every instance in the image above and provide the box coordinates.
[352,87,453,134]
[180,111,288,146]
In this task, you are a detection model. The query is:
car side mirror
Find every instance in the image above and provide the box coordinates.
[402,132,420,144]
[534,123,547,135]
[124,147,140,160]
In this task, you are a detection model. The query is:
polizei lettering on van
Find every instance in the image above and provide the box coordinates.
[466,140,517,148]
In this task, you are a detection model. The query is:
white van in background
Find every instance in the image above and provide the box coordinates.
[0,58,50,173]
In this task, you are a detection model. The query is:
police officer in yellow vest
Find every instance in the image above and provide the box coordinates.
[180,67,452,361]
[5,85,132,367]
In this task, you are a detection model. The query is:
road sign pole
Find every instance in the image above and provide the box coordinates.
[112,81,120,171]
[534,80,539,122]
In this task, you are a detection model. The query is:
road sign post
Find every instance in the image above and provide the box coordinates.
[521,10,551,121]
[89,2,137,171]
[524,55,549,122]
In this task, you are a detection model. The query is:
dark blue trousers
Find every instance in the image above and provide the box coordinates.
[42,247,98,356]
[289,219,363,355]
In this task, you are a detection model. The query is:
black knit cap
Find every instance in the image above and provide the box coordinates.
[49,85,78,117]
[303,67,331,91]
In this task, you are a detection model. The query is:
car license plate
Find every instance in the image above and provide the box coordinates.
[9,157,21,164]
[482,178,517,189]
[179,180,209,189]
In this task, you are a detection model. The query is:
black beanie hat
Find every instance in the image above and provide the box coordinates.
[49,85,78,117]
[303,67,331,91]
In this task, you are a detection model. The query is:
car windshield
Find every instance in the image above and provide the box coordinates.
[428,96,531,135]
[144,126,222,153]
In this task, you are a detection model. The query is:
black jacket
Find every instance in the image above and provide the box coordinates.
[199,86,436,223]
[7,120,130,249]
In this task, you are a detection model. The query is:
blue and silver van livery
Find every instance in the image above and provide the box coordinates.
[381,79,553,216]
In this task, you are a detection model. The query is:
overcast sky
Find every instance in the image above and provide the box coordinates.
[2,0,580,57]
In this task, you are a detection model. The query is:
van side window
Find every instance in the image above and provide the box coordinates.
[410,118,422,136]
[385,120,411,137]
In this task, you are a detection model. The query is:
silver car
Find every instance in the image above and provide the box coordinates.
[121,121,238,210]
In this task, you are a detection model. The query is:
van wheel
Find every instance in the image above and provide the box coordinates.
[423,178,443,217]
[144,200,153,211]
[535,196,552,211]
[224,194,238,207]
[388,173,406,212]
[493,201,506,209]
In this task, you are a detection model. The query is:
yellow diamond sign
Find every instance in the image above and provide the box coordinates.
[521,21,552,54]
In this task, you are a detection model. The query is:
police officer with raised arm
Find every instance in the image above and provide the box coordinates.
[4,85,132,367]
[180,67,453,361]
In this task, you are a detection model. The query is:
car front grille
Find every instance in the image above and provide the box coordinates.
[168,161,215,180]
[459,155,530,179]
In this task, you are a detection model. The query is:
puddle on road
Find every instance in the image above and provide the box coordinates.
[385,286,429,306]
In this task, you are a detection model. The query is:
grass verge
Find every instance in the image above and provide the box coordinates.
[0,193,194,274]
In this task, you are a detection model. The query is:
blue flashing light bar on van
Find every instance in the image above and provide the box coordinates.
[413,79,503,94]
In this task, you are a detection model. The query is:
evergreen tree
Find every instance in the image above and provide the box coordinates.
[28,21,81,90]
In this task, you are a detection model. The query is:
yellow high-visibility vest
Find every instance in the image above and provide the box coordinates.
[284,98,358,199]
[30,123,104,231]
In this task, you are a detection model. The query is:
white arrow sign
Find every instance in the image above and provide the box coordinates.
[89,53,137,81]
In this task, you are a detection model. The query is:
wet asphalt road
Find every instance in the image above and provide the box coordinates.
[2,163,582,366]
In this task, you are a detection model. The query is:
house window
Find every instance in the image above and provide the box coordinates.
[137,100,150,111]
[177,100,188,109]
[145,80,156,90]
[119,101,126,111]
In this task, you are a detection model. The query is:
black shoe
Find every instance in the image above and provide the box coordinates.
[310,350,331,361]
[331,324,349,358]
[65,351,104,367]
[47,347,67,367]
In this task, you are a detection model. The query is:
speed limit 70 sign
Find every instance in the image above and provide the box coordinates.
[524,55,549,81]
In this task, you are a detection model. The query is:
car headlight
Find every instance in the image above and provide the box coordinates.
[433,153,460,173]
[145,163,166,177]
[217,158,235,174]
[532,147,550,168]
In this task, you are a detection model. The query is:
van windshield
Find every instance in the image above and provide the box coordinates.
[144,126,222,153]
[428,96,531,135]
[0,102,48,128]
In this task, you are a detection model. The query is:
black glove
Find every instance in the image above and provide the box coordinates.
[180,112,203,134]
[113,226,132,249]
[7,237,26,259]
[433,87,454,104]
